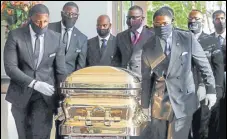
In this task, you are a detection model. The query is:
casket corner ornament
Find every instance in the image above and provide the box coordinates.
[55,66,148,138]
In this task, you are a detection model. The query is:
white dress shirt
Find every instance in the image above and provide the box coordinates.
[61,21,74,50]
[98,33,111,48]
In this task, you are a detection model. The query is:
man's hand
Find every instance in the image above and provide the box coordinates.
[205,94,217,110]
[34,81,55,96]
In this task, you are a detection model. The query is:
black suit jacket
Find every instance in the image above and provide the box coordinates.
[194,32,224,98]
[48,21,88,75]
[4,26,66,109]
[86,34,116,66]
[112,26,154,68]
[141,29,216,118]
[210,32,226,71]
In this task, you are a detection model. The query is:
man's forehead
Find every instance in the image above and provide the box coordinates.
[154,15,171,22]
[97,17,109,23]
[32,13,49,18]
[63,6,78,12]
[128,9,142,16]
[215,13,225,18]
[189,11,203,18]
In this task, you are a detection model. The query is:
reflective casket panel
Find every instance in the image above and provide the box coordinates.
[58,66,148,137]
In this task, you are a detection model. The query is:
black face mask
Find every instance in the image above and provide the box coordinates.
[30,21,48,35]
[127,18,143,32]
[97,28,110,38]
[188,22,202,34]
[214,21,226,33]
[61,14,77,29]
[154,24,173,40]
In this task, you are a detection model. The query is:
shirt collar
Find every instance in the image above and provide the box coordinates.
[61,21,74,31]
[98,33,111,42]
[166,32,172,45]
[215,29,226,38]
[29,25,44,37]
[136,25,144,34]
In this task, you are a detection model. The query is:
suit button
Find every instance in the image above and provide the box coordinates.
[177,76,180,79]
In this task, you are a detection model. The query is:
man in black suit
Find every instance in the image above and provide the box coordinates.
[187,9,224,139]
[112,5,153,78]
[141,8,216,139]
[86,15,116,66]
[48,2,87,75]
[48,2,88,139]
[210,10,226,139]
[3,4,66,139]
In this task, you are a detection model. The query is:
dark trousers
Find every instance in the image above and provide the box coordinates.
[131,116,192,139]
[11,92,53,139]
[55,120,61,139]
[190,99,210,139]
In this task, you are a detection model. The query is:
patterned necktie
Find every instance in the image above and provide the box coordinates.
[131,31,139,45]
[34,34,40,68]
[218,35,224,46]
[100,39,107,55]
[63,28,69,54]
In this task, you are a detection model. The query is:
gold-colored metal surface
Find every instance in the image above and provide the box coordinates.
[57,66,148,137]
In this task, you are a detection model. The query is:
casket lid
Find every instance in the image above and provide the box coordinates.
[61,66,140,89]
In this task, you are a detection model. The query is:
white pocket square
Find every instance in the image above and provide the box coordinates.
[181,52,188,56]
[49,53,56,57]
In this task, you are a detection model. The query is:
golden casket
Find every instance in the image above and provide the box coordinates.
[56,66,148,138]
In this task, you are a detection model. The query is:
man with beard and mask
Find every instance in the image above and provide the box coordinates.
[3,4,66,139]
[141,8,216,139]
[86,15,116,66]
[210,10,226,139]
[49,2,87,75]
[187,9,224,139]
[112,5,153,78]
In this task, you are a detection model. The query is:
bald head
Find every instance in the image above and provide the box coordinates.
[96,15,111,37]
[97,15,110,24]
[96,15,111,29]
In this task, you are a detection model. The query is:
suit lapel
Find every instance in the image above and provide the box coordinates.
[95,36,102,61]
[23,26,35,69]
[122,29,133,53]
[65,27,79,56]
[167,31,181,76]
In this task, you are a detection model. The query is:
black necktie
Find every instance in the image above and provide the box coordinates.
[63,28,69,54]
[100,39,107,55]
[34,34,40,68]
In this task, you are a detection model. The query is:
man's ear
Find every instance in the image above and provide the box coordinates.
[109,23,112,29]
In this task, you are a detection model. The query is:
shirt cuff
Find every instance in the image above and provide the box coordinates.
[28,80,36,88]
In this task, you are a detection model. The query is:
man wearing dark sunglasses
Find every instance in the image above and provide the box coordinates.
[48,2,88,139]
[112,5,153,79]
[187,9,224,139]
